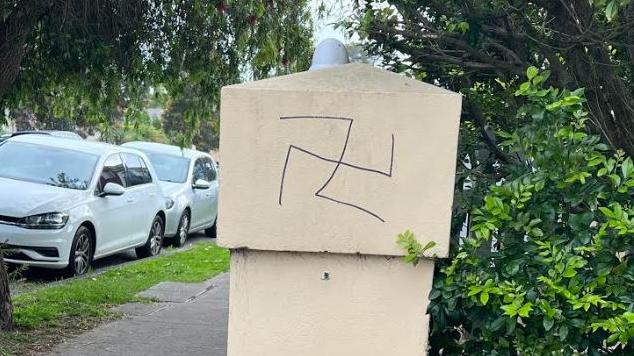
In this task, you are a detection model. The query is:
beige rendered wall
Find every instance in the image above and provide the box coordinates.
[219,64,461,356]
[227,250,434,356]
[218,64,461,258]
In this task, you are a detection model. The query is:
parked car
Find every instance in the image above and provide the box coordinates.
[0,130,82,143]
[122,141,218,247]
[0,135,167,275]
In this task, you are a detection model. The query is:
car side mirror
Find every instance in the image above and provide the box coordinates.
[192,179,211,190]
[99,182,125,197]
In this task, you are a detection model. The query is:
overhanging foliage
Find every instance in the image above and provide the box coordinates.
[0,1,313,144]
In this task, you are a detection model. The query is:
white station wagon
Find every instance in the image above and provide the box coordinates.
[122,141,219,246]
[0,135,168,275]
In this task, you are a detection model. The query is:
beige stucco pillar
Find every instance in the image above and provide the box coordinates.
[218,63,461,356]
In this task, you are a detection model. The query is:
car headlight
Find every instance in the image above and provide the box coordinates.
[18,212,69,230]
[165,198,175,210]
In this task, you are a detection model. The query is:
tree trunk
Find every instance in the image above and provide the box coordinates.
[0,249,13,331]
[0,14,30,102]
[0,2,51,102]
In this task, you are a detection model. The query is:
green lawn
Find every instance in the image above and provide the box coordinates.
[0,242,229,355]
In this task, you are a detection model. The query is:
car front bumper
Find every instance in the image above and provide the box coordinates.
[0,222,76,269]
[164,207,182,238]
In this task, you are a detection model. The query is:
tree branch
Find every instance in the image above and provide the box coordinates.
[463,99,515,165]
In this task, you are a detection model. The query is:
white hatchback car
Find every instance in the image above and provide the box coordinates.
[122,142,218,247]
[0,135,168,275]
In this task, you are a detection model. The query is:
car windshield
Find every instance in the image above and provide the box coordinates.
[144,152,190,183]
[0,141,98,190]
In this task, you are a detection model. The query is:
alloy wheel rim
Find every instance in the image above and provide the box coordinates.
[150,220,163,255]
[179,215,189,243]
[74,232,91,274]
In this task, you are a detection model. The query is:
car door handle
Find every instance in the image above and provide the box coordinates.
[127,197,135,203]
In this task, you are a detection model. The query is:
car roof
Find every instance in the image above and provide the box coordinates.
[46,131,83,139]
[6,134,143,157]
[11,130,82,140]
[122,141,211,160]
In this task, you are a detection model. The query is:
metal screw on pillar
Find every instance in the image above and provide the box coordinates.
[309,38,350,71]
[321,271,330,280]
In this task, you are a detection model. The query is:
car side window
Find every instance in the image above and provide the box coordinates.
[122,153,152,187]
[138,158,152,184]
[193,158,207,182]
[204,158,217,181]
[98,154,127,192]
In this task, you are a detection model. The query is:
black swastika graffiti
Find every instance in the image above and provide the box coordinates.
[278,115,395,222]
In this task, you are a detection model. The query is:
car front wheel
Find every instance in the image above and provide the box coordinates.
[136,215,164,258]
[66,225,93,276]
[173,211,190,247]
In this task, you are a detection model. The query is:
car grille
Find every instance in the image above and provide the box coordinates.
[0,215,19,226]
[2,245,59,258]
[2,250,35,261]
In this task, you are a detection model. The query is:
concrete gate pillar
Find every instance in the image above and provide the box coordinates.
[218,63,461,356]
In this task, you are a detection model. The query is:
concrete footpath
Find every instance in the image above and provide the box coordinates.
[48,273,230,356]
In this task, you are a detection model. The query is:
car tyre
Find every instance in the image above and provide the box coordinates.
[172,211,190,247]
[66,225,93,277]
[204,218,217,238]
[136,215,164,258]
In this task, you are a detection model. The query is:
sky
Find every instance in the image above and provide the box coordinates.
[310,0,352,45]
